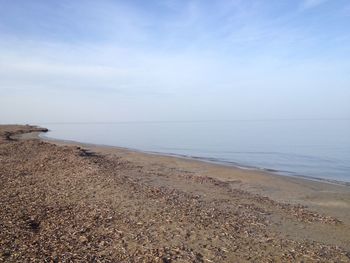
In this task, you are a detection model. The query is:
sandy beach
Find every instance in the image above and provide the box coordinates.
[1,124,350,262]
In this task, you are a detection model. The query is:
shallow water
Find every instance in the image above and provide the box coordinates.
[40,120,350,182]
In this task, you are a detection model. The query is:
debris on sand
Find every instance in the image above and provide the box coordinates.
[0,125,349,262]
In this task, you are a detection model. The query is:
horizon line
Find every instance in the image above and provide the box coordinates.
[35,118,350,125]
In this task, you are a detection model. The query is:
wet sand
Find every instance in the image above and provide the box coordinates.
[1,125,350,262]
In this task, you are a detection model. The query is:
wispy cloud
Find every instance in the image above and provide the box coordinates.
[300,0,329,10]
[0,0,349,122]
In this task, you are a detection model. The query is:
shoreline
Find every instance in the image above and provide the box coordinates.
[2,124,350,261]
[36,130,350,187]
[23,127,350,221]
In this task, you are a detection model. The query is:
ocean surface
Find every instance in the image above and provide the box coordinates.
[40,120,350,183]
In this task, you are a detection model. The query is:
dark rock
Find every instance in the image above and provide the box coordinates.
[28,219,40,232]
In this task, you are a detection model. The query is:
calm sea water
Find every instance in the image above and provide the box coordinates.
[40,120,350,183]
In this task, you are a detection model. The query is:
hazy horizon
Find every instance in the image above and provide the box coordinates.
[1,0,350,123]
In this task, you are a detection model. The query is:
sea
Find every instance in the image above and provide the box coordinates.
[40,120,350,183]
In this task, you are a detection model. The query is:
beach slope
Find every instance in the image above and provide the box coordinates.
[0,125,349,262]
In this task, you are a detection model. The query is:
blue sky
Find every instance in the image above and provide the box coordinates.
[0,0,349,123]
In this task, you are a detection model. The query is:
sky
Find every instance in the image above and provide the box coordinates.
[0,0,350,123]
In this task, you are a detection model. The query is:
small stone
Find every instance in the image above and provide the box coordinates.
[3,250,11,257]
[79,236,88,243]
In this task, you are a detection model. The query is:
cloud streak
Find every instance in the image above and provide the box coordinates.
[301,0,329,9]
